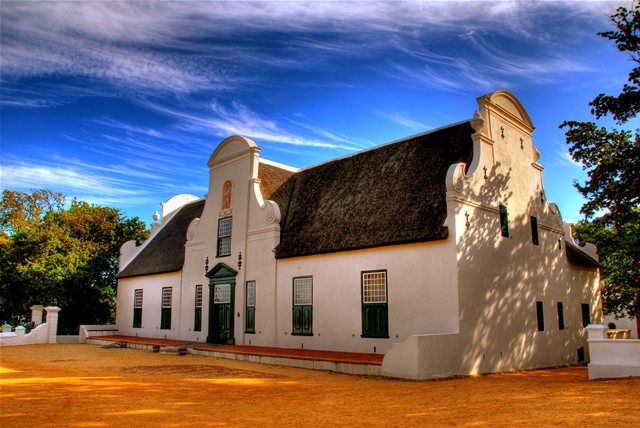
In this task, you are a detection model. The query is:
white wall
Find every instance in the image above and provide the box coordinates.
[271,240,458,354]
[116,271,182,339]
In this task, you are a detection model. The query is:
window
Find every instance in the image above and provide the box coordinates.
[557,302,565,330]
[245,281,256,333]
[531,216,539,245]
[217,217,232,257]
[581,304,590,328]
[214,284,231,303]
[133,289,143,328]
[292,276,313,335]
[194,285,203,332]
[536,301,544,332]
[161,287,172,330]
[361,271,389,338]
[499,205,509,237]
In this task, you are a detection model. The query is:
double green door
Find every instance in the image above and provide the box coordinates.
[205,263,237,345]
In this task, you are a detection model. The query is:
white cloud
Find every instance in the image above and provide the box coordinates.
[1,0,619,100]
[375,109,432,131]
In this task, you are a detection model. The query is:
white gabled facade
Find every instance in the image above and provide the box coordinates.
[116,90,601,379]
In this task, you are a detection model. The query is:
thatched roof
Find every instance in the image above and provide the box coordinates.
[275,121,475,259]
[565,241,601,268]
[258,161,296,212]
[118,200,205,278]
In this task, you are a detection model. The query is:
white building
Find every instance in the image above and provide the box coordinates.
[116,90,602,379]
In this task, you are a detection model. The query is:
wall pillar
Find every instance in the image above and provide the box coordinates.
[586,324,608,340]
[45,306,61,344]
[30,305,45,326]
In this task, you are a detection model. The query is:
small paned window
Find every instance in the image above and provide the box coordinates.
[194,285,203,332]
[499,205,509,237]
[581,303,590,328]
[292,277,313,335]
[217,217,232,257]
[133,289,143,328]
[536,301,544,332]
[214,284,231,304]
[161,287,172,330]
[557,302,565,330]
[362,271,389,338]
[531,216,539,245]
[245,281,256,334]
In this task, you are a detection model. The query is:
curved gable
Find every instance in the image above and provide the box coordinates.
[477,90,534,132]
[207,135,258,168]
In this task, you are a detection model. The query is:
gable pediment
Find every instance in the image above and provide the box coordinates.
[205,262,237,283]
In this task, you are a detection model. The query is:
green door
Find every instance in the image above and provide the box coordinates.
[214,301,232,343]
[205,263,237,345]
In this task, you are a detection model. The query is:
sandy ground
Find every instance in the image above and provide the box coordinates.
[1,344,639,427]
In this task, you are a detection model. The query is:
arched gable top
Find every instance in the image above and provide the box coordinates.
[476,90,534,133]
[207,135,259,168]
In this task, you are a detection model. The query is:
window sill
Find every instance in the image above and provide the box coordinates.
[291,333,314,336]
[361,334,390,339]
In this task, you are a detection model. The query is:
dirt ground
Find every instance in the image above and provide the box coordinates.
[1,344,638,427]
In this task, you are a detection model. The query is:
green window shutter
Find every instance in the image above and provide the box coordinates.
[245,281,256,333]
[361,271,389,338]
[536,301,544,332]
[160,287,172,330]
[194,285,203,332]
[132,289,143,328]
[292,277,313,335]
[500,205,509,237]
[531,216,539,245]
[581,303,590,328]
[557,302,565,330]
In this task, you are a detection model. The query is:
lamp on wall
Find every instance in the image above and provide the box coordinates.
[238,252,242,271]
[204,257,209,275]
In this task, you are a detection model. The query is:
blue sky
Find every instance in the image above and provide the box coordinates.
[1,0,635,226]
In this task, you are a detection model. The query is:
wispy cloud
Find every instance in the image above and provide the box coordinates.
[1,1,618,102]
[375,109,433,131]
[138,98,364,151]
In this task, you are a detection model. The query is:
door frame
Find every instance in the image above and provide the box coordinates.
[205,262,237,344]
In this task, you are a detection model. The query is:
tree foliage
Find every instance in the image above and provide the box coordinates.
[561,2,640,328]
[0,190,149,334]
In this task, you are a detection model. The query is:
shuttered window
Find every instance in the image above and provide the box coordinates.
[133,289,143,328]
[161,287,172,330]
[292,277,313,335]
[531,216,539,245]
[194,285,203,332]
[536,301,544,332]
[362,271,389,338]
[581,303,590,328]
[500,205,509,238]
[245,281,256,333]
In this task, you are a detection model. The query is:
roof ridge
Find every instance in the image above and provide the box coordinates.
[299,119,471,172]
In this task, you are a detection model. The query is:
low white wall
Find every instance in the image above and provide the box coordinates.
[586,324,640,380]
[79,325,119,343]
[0,306,61,347]
[381,333,462,380]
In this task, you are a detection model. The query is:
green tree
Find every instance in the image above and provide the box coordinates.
[561,2,640,333]
[0,190,149,334]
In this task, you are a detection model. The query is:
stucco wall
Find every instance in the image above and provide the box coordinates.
[273,240,458,354]
[116,271,182,339]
